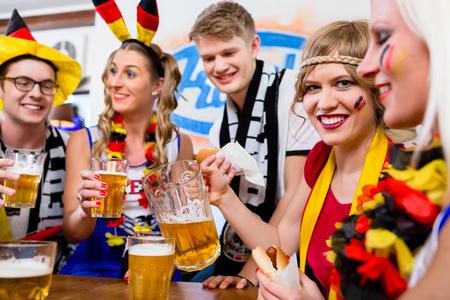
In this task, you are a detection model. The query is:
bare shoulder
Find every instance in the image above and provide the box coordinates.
[66,129,91,161]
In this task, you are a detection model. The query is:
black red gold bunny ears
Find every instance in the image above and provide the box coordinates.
[92,0,131,42]
[136,0,159,47]
[92,0,164,77]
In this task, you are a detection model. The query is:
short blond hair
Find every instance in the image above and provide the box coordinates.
[189,1,256,44]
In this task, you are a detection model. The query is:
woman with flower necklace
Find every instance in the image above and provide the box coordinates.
[61,0,193,277]
[352,0,450,299]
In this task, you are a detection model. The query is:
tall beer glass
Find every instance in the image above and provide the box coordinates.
[3,150,46,208]
[91,158,128,218]
[142,160,220,271]
[128,236,175,300]
[0,241,57,300]
[135,231,162,237]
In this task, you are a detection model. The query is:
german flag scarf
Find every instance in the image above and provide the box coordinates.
[299,131,389,277]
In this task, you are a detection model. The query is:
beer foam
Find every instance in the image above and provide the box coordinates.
[6,165,42,176]
[0,257,52,278]
[129,243,174,256]
[164,199,212,223]
[95,171,128,177]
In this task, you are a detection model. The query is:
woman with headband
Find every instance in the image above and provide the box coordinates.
[61,0,193,277]
[201,20,414,298]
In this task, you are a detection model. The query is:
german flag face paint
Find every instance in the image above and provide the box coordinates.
[354,96,365,112]
[379,44,408,78]
[381,44,395,72]
[354,96,368,119]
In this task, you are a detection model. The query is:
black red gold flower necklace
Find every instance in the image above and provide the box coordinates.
[105,113,157,239]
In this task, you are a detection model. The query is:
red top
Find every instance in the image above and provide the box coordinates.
[304,141,351,296]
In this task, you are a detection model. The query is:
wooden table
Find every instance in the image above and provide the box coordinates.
[48,274,258,299]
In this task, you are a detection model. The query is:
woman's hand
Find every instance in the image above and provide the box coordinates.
[0,159,20,206]
[256,268,324,300]
[76,170,108,217]
[200,155,235,208]
[203,275,252,289]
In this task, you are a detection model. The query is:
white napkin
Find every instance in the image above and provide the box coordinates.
[216,142,265,187]
[271,253,301,291]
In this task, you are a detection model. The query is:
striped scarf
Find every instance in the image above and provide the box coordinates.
[216,60,280,271]
[2,123,67,238]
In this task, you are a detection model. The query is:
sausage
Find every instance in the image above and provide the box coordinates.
[266,246,278,270]
[252,245,290,278]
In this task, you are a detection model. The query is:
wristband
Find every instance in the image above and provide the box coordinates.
[236,275,255,287]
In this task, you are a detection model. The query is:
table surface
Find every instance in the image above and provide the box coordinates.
[48,274,258,300]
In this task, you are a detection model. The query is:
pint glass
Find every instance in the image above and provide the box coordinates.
[135,231,162,237]
[142,160,220,271]
[91,158,129,218]
[0,241,57,300]
[3,150,46,208]
[128,236,175,300]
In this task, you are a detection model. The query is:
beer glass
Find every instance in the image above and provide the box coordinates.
[128,236,175,300]
[135,231,162,237]
[91,158,129,218]
[142,160,220,271]
[3,150,46,208]
[0,241,57,300]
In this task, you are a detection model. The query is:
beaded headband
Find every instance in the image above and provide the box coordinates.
[300,55,363,70]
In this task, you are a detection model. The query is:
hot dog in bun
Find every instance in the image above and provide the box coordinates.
[193,148,220,163]
[252,245,289,277]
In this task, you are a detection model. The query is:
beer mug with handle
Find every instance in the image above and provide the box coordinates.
[0,241,57,299]
[142,160,220,271]
[3,149,46,208]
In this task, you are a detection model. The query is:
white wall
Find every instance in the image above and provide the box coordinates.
[86,0,370,134]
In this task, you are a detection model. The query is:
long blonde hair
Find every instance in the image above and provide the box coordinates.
[93,43,183,168]
[394,0,449,169]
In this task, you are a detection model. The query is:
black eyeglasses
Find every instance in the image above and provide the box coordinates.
[0,76,59,95]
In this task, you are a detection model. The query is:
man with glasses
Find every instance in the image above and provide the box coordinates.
[0,9,81,272]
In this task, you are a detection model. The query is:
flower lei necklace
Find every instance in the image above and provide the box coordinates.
[327,140,446,300]
[107,113,157,168]
[105,113,157,248]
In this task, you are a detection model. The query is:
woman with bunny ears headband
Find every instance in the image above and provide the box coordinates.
[61,0,193,277]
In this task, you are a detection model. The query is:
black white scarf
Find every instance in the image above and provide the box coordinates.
[2,123,67,237]
[219,60,279,220]
[215,60,281,274]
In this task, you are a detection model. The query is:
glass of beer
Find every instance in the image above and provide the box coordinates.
[135,231,162,237]
[128,236,175,300]
[3,150,46,208]
[142,160,221,271]
[91,158,129,218]
[0,241,57,300]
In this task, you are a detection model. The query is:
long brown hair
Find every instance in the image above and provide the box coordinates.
[93,43,184,168]
[293,20,385,131]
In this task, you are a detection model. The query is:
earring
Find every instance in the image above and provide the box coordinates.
[152,91,158,96]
